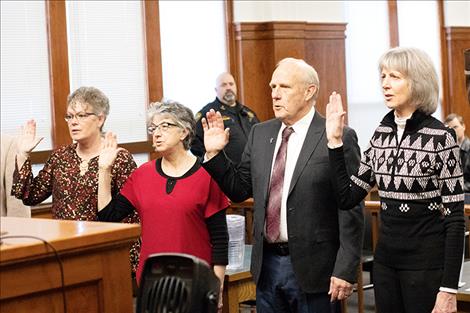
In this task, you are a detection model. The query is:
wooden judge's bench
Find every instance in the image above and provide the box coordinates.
[0,217,140,313]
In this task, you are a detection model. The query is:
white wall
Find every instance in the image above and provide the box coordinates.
[233,0,345,23]
[444,0,470,26]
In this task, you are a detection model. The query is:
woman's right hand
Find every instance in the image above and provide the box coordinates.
[201,109,230,160]
[325,92,346,147]
[99,132,124,170]
[17,120,43,156]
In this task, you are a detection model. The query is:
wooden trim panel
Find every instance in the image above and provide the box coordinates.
[45,1,71,149]
[30,141,153,164]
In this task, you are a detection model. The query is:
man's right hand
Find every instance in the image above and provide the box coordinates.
[201,109,230,160]
[17,119,43,156]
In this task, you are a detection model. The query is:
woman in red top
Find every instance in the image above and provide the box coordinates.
[98,100,229,311]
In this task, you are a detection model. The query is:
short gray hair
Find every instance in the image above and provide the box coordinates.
[67,86,110,116]
[146,100,196,150]
[277,57,320,100]
[379,47,439,115]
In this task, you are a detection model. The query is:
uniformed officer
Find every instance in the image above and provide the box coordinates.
[191,72,259,163]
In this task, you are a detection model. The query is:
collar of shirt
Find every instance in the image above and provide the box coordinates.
[279,105,316,138]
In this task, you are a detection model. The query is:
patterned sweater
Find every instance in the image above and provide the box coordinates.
[329,109,465,290]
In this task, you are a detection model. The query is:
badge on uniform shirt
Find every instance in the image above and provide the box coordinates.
[247,111,255,121]
[222,116,231,121]
[195,112,202,121]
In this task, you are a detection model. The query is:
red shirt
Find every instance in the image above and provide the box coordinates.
[120,159,229,281]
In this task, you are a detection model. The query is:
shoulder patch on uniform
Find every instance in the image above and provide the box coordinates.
[195,112,202,121]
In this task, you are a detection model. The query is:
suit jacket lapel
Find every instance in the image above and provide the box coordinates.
[288,113,325,195]
[261,120,282,205]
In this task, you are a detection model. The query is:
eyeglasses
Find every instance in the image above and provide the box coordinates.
[147,122,179,134]
[64,112,97,122]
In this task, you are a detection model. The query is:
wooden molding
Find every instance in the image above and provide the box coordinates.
[45,1,71,149]
[30,141,153,164]
[235,22,346,40]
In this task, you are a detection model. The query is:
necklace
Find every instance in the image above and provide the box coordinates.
[79,159,89,176]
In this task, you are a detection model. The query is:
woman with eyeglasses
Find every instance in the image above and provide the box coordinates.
[97,100,229,311]
[12,86,140,275]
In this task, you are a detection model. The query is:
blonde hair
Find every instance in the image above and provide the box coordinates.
[379,47,439,115]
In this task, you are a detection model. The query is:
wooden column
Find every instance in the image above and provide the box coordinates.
[387,0,399,48]
[234,22,348,122]
[143,1,163,104]
[224,0,238,81]
[143,1,164,160]
[45,0,71,148]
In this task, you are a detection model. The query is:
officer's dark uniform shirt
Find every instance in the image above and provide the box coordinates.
[191,98,259,164]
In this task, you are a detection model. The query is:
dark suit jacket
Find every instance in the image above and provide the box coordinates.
[203,112,364,293]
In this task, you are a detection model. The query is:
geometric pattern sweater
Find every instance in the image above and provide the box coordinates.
[330,109,465,290]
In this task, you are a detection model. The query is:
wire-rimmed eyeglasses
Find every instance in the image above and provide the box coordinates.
[147,122,179,135]
[64,112,97,123]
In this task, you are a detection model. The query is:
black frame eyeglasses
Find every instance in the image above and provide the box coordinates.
[64,112,97,122]
[147,122,179,135]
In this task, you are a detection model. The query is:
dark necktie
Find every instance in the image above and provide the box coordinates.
[265,127,294,243]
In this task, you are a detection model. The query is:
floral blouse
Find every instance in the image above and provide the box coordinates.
[12,143,141,273]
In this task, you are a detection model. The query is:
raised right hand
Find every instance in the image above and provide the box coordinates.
[17,120,43,155]
[99,132,124,170]
[325,92,346,146]
[202,109,230,159]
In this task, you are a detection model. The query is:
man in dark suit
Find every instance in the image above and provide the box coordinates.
[201,58,363,312]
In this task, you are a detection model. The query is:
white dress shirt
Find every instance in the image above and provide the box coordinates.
[269,106,316,242]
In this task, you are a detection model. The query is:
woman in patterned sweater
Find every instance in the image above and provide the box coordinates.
[12,86,140,276]
[326,47,465,313]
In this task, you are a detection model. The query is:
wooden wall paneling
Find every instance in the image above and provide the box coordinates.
[234,22,348,122]
[445,27,470,136]
[45,0,71,148]
[235,23,276,122]
[303,23,348,118]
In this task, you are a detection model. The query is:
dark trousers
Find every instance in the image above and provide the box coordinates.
[256,247,340,313]
[373,261,442,313]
